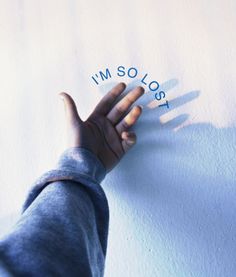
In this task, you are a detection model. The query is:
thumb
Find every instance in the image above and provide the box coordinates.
[59,92,82,126]
[121,131,137,153]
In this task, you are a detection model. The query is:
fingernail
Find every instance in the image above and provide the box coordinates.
[127,139,135,145]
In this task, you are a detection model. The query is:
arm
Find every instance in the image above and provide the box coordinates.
[0,83,144,276]
[0,147,108,277]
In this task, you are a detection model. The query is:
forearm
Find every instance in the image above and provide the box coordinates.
[0,147,109,277]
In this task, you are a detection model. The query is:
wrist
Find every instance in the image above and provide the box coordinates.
[57,146,107,184]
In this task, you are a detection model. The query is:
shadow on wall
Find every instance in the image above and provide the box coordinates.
[101,79,236,275]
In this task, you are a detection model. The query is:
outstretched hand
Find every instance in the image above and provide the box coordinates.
[59,82,144,172]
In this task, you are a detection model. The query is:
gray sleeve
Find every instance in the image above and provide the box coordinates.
[0,147,109,277]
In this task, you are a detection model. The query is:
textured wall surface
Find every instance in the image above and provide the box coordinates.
[0,1,236,276]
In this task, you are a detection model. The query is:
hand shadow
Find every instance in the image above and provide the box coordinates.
[101,80,236,276]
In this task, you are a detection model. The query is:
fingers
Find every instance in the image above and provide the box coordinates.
[92,82,126,115]
[121,131,137,152]
[107,86,144,125]
[116,105,142,134]
[59,92,82,126]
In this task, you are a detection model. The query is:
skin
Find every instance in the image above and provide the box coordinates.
[59,82,144,172]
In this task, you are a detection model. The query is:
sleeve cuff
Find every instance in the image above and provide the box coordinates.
[22,147,107,213]
[56,146,107,184]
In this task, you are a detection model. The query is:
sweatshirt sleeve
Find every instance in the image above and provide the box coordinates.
[0,146,109,277]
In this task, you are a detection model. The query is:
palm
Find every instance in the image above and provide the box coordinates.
[60,83,144,171]
[86,114,124,169]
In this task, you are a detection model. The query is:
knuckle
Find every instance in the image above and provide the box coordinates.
[116,105,126,114]
[125,96,133,105]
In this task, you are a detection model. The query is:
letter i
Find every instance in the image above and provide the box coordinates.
[91,74,99,85]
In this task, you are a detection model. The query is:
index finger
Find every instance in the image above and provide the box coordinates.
[92,82,126,115]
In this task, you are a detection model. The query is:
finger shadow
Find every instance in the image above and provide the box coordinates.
[97,78,179,108]
[103,81,236,275]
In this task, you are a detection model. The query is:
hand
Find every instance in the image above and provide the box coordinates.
[59,82,144,172]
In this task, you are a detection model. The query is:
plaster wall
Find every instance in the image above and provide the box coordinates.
[0,1,236,276]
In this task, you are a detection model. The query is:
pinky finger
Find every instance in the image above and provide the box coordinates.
[121,131,137,152]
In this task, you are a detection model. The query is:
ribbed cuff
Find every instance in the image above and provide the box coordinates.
[22,147,108,213]
[56,146,107,184]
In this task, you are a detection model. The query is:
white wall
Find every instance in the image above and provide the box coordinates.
[0,1,236,276]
